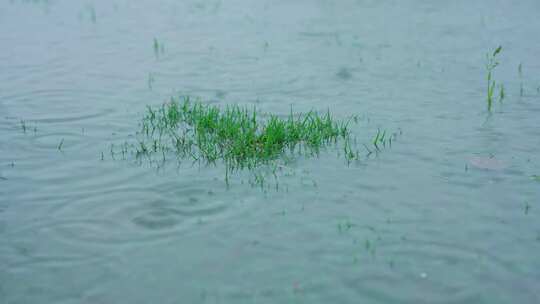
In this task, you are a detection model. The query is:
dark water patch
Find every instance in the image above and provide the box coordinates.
[336,67,353,80]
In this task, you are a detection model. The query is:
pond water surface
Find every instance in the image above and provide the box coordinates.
[1,1,540,303]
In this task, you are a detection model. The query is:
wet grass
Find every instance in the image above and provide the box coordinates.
[153,38,165,57]
[57,138,64,151]
[147,72,155,90]
[486,46,502,111]
[363,128,400,157]
[105,96,401,188]
[19,119,36,134]
[126,96,408,189]
[137,97,356,177]
[518,63,524,96]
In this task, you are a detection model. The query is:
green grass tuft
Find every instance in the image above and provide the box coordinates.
[137,96,358,175]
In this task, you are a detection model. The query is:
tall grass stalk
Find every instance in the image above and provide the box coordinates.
[486,46,502,111]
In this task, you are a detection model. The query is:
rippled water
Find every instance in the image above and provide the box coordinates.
[1,1,540,303]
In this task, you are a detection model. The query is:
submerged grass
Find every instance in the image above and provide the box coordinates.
[19,119,37,134]
[119,96,401,188]
[148,72,155,90]
[57,138,64,151]
[153,38,165,57]
[518,63,524,96]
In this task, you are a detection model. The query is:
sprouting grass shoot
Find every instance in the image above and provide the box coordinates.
[486,46,502,111]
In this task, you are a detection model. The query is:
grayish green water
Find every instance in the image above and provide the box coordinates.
[1,1,540,303]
